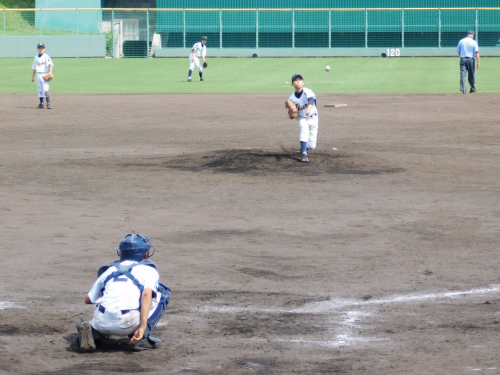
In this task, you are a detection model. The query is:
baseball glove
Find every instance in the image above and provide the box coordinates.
[285,100,298,119]
[203,62,208,68]
[43,73,54,81]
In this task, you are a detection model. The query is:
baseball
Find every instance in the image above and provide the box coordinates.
[325,66,331,71]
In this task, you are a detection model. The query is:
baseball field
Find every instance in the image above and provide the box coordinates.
[1,57,500,374]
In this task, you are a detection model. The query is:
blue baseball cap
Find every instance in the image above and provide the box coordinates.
[291,73,304,82]
[467,30,475,35]
[201,36,208,40]
[37,42,45,48]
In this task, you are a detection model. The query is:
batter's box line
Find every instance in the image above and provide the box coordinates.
[198,284,500,315]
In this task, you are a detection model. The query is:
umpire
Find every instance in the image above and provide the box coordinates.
[457,30,480,94]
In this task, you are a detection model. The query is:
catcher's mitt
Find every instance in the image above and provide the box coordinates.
[203,62,208,68]
[285,100,298,119]
[43,73,54,81]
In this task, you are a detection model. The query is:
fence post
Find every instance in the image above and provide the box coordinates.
[76,8,79,36]
[256,8,259,49]
[112,8,115,57]
[219,7,222,49]
[147,8,150,57]
[3,9,5,36]
[364,8,368,48]
[328,8,331,49]
[475,7,478,42]
[292,8,295,49]
[183,8,186,48]
[401,8,404,48]
[438,8,441,48]
[40,8,42,36]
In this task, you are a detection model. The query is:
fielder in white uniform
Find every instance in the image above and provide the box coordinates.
[31,43,53,109]
[288,73,319,163]
[77,234,170,352]
[188,36,207,82]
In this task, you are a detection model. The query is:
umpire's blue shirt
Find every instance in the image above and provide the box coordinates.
[457,36,479,58]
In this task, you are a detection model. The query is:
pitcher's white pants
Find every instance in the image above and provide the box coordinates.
[189,55,203,73]
[298,113,319,150]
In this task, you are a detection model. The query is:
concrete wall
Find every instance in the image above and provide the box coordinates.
[0,35,106,57]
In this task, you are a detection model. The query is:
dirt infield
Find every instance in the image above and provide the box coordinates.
[1,93,500,374]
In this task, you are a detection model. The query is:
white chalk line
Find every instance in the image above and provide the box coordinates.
[202,284,500,315]
[198,285,500,349]
[0,302,24,310]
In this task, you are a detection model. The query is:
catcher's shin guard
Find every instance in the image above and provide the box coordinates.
[143,282,170,339]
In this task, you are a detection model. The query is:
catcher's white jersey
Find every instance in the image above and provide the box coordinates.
[288,88,317,118]
[87,260,159,312]
[32,53,53,74]
[191,42,206,58]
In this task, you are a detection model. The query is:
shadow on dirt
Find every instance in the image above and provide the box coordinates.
[160,149,404,176]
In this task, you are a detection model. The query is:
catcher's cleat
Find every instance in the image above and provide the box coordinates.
[301,153,309,163]
[46,103,51,109]
[187,78,192,82]
[130,336,158,351]
[200,77,204,81]
[76,319,96,353]
[37,103,44,109]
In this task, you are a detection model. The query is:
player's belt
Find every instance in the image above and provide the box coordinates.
[98,305,133,315]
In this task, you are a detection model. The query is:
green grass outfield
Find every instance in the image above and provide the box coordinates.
[2,57,499,94]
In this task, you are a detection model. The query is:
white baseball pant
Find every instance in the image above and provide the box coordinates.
[36,73,50,98]
[189,54,203,73]
[90,291,162,336]
[298,113,319,150]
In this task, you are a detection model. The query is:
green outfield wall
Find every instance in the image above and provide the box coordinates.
[35,0,101,33]
[1,4,499,58]
[154,47,500,58]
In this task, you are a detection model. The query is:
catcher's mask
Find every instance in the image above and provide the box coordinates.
[116,233,154,262]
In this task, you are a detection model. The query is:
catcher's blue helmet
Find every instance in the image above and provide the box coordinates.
[116,233,154,262]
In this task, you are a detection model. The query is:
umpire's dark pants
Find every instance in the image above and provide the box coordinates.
[460,57,475,93]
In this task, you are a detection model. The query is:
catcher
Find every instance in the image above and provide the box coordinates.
[31,42,54,109]
[187,36,208,82]
[76,234,171,352]
[285,73,319,163]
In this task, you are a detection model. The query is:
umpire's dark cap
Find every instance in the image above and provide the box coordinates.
[201,36,208,40]
[291,73,304,82]
[37,42,45,48]
[467,30,475,35]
